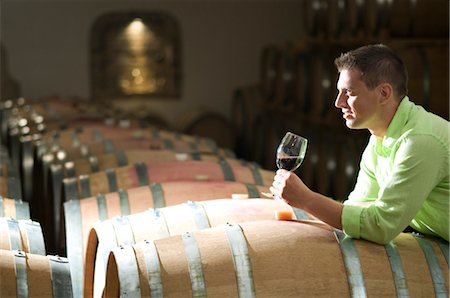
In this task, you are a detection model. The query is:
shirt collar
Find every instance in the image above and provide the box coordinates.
[375,96,411,154]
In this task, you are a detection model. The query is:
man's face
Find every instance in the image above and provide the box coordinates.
[335,68,381,131]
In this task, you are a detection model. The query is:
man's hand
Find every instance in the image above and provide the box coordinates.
[270,169,312,209]
[270,169,344,229]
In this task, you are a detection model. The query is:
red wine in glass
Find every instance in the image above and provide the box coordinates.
[276,156,304,171]
[276,132,308,172]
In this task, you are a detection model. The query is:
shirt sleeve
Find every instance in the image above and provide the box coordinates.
[342,134,446,244]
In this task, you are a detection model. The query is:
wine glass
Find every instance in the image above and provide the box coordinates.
[276,132,308,172]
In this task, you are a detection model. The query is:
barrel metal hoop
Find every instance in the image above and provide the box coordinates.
[334,230,367,298]
[248,164,263,185]
[116,151,128,167]
[7,218,22,251]
[14,200,30,219]
[163,139,174,150]
[71,131,80,147]
[186,201,211,230]
[115,245,142,297]
[8,176,22,201]
[48,255,73,298]
[64,200,84,298]
[437,239,449,267]
[96,194,108,221]
[408,0,417,36]
[135,162,150,186]
[118,189,131,216]
[413,234,448,297]
[79,175,91,198]
[106,168,118,192]
[112,216,135,246]
[142,240,164,297]
[219,160,235,181]
[50,164,65,217]
[92,129,103,142]
[292,207,309,220]
[223,223,256,298]
[146,208,170,238]
[104,139,115,153]
[355,0,365,35]
[65,163,76,178]
[149,183,166,208]
[190,152,201,160]
[89,156,100,172]
[374,0,390,35]
[384,242,409,297]
[14,250,29,298]
[245,184,259,198]
[20,220,46,255]
[80,144,90,157]
[182,232,207,297]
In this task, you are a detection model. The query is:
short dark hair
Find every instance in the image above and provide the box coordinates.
[334,44,408,99]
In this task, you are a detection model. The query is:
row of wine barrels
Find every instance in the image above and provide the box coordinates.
[18,110,220,206]
[47,150,250,243]
[258,41,449,120]
[0,196,30,219]
[32,133,227,179]
[395,43,449,119]
[47,158,265,256]
[37,125,215,152]
[85,198,311,297]
[259,43,344,120]
[303,0,449,38]
[63,181,270,298]
[54,149,249,180]
[0,249,73,297]
[104,220,449,297]
[0,217,46,255]
[62,160,273,202]
[29,133,234,248]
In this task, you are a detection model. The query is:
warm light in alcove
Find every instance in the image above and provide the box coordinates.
[119,18,156,94]
[127,18,145,34]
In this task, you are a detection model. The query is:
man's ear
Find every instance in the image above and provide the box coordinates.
[378,83,393,104]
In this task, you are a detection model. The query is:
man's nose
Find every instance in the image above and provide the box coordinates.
[335,91,346,108]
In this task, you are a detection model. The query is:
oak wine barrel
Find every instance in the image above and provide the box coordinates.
[45,152,254,253]
[0,217,46,255]
[395,43,449,119]
[0,249,73,297]
[389,0,449,38]
[104,220,449,297]
[85,199,311,297]
[63,180,270,298]
[0,196,30,219]
[62,160,273,202]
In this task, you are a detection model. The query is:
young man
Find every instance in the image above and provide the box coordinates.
[270,44,449,244]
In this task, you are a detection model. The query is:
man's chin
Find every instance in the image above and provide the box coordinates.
[344,120,363,130]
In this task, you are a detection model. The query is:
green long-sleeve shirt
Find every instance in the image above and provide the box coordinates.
[342,96,449,244]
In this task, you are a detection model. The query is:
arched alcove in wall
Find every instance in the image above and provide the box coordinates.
[90,11,182,101]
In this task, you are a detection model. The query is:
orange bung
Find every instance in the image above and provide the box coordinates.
[275,210,293,220]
